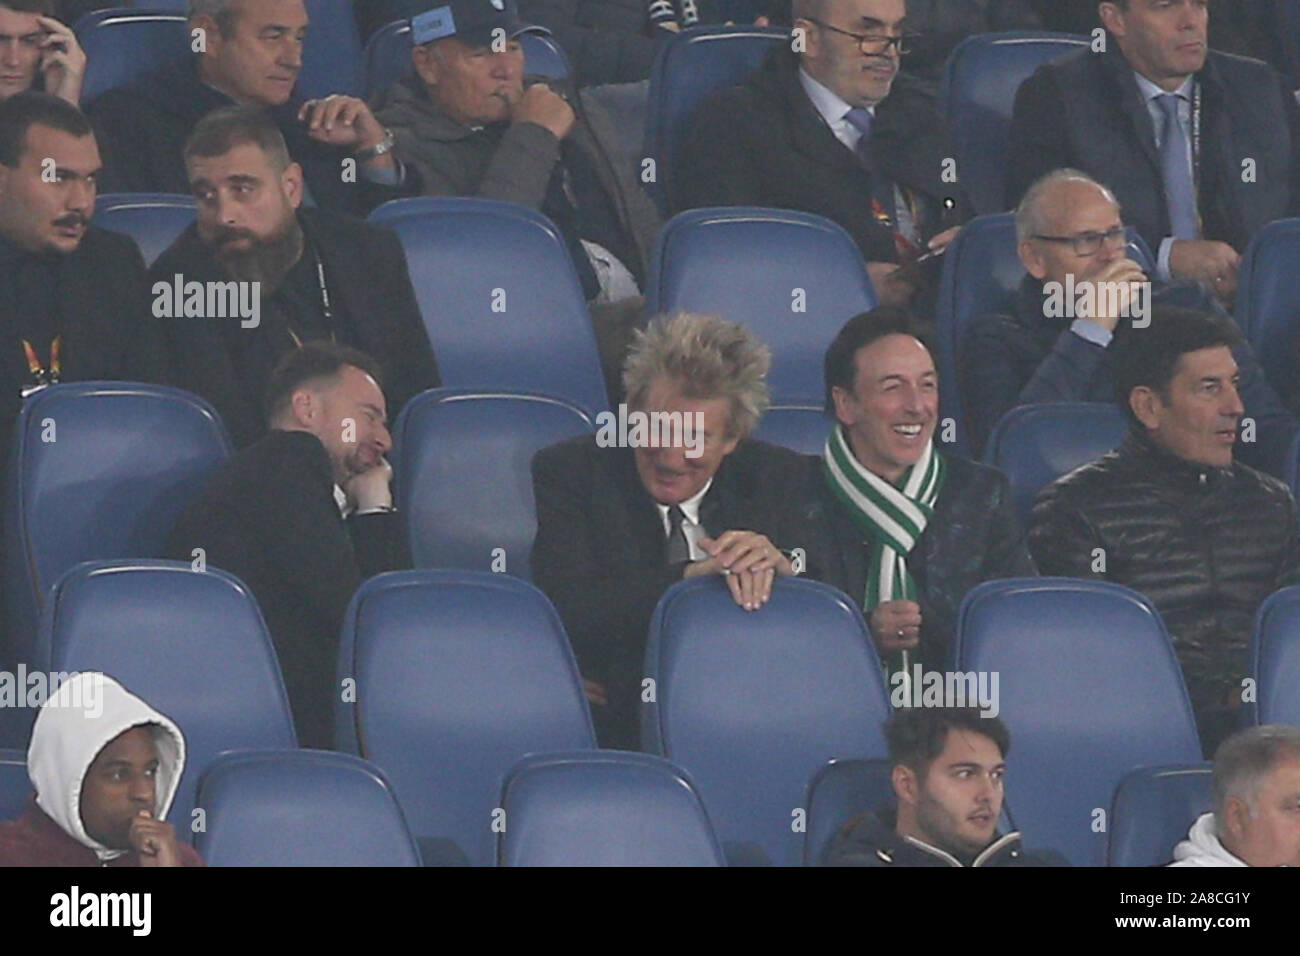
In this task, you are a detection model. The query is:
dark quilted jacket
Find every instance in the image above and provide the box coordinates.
[1029,432,1300,747]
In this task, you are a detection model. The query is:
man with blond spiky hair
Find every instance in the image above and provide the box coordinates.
[531,312,811,749]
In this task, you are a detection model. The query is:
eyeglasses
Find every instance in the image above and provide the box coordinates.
[1031,226,1129,257]
[804,18,912,56]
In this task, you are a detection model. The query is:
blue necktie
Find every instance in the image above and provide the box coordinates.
[1156,93,1199,240]
[844,107,875,170]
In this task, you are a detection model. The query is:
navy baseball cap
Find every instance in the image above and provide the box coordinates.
[408,0,545,49]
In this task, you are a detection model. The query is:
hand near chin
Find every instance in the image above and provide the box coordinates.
[342,457,393,512]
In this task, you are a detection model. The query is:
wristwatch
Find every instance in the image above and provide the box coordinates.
[354,127,395,163]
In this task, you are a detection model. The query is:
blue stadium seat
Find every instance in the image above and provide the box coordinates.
[803,758,894,866]
[646,207,877,406]
[94,194,196,267]
[194,750,421,866]
[1108,763,1213,867]
[939,31,1090,215]
[643,576,891,866]
[982,402,1127,527]
[335,570,596,866]
[75,8,188,106]
[363,20,569,99]
[4,383,231,680]
[39,561,297,825]
[1286,430,1300,504]
[368,197,610,418]
[752,405,834,457]
[299,0,364,99]
[0,749,29,824]
[1233,218,1300,409]
[936,213,1153,456]
[1251,586,1300,727]
[955,578,1203,866]
[498,751,725,866]
[645,25,788,211]
[392,388,594,579]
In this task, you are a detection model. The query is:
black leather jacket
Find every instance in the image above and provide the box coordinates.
[803,452,1036,670]
[1029,431,1300,741]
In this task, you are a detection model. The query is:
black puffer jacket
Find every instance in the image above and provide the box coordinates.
[1029,432,1300,748]
[826,807,1047,867]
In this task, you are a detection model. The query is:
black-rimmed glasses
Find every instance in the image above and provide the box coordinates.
[803,18,912,56]
[1031,226,1128,257]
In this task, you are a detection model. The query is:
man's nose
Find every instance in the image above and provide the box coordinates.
[0,39,19,65]
[375,423,392,454]
[65,177,95,212]
[279,37,303,70]
[128,775,154,804]
[1224,383,1245,419]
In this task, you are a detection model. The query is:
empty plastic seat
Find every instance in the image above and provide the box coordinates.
[645,25,788,210]
[1251,586,1300,727]
[194,750,421,866]
[4,383,231,675]
[752,405,834,457]
[646,207,877,406]
[74,8,188,106]
[368,197,610,418]
[0,748,29,823]
[955,578,1203,866]
[392,389,594,578]
[94,194,196,267]
[1108,763,1213,867]
[1233,218,1300,408]
[335,570,596,866]
[38,561,297,824]
[803,758,895,866]
[939,32,1090,215]
[643,576,891,866]
[498,751,725,866]
[982,402,1127,526]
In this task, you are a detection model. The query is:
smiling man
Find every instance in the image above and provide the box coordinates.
[1029,306,1300,755]
[1007,0,1300,300]
[805,307,1033,684]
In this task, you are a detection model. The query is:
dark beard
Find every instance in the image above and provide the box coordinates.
[212,214,305,294]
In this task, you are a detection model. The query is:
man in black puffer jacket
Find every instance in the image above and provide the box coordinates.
[1029,306,1300,756]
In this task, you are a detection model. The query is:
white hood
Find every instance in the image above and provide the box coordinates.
[1168,812,1248,867]
[27,673,185,862]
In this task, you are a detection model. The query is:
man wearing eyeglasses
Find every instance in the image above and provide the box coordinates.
[960,168,1294,476]
[674,0,967,311]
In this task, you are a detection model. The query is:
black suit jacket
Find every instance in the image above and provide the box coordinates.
[87,56,409,217]
[802,452,1036,670]
[674,47,967,263]
[149,207,439,448]
[165,430,408,748]
[1006,43,1300,255]
[530,434,815,748]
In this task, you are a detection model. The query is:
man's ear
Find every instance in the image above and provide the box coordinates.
[1019,239,1047,280]
[281,161,305,210]
[830,384,858,429]
[1098,3,1127,39]
[793,18,823,60]
[1129,385,1163,431]
[892,764,919,806]
[191,13,223,55]
[289,387,317,427]
[1222,794,1251,845]
[412,43,441,87]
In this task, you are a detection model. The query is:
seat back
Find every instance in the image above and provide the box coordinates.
[4,383,231,672]
[645,25,789,210]
[498,751,725,866]
[335,570,596,866]
[939,31,1091,215]
[646,207,876,406]
[299,0,364,99]
[369,197,610,418]
[94,194,196,267]
[1234,218,1300,408]
[982,403,1128,527]
[1108,763,1213,867]
[75,8,188,106]
[955,578,1203,866]
[752,406,834,457]
[644,577,891,866]
[1252,586,1300,727]
[803,758,895,866]
[0,748,29,824]
[392,389,594,578]
[194,750,421,866]
[40,561,297,825]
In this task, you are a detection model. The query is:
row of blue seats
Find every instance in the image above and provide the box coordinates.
[3,563,1298,866]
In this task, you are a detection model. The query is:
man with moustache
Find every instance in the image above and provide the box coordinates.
[0,1,84,105]
[167,343,408,748]
[1007,0,1300,301]
[674,0,966,309]
[150,106,439,448]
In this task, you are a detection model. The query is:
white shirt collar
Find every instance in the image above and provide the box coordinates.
[1134,71,1195,103]
[333,484,352,519]
[798,67,869,128]
[656,477,713,528]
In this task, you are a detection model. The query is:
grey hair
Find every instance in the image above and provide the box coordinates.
[1212,724,1300,829]
[189,0,240,38]
[1014,168,1120,243]
[623,312,771,441]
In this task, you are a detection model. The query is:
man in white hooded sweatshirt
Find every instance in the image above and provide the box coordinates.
[0,672,202,866]
[1169,724,1300,867]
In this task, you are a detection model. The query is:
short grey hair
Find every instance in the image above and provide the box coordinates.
[189,0,241,38]
[1212,724,1300,829]
[623,312,771,441]
[1014,168,1120,243]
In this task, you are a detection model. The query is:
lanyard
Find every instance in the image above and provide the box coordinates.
[21,334,61,397]
[284,246,336,349]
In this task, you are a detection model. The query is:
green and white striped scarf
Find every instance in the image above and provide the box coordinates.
[822,424,946,693]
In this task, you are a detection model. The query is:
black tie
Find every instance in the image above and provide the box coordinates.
[666,505,690,565]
